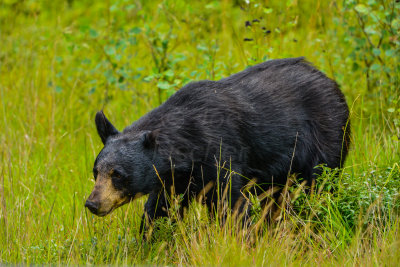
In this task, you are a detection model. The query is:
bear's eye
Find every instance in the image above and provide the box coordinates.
[111,169,123,179]
[93,168,98,180]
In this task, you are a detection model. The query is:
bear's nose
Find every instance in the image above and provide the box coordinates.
[85,200,99,214]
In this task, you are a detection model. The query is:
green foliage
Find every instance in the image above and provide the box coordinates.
[341,0,399,92]
[0,0,399,265]
[292,165,400,232]
[339,0,400,134]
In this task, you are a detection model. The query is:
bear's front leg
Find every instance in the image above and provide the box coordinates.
[139,189,169,236]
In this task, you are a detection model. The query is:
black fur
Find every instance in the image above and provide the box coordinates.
[92,57,350,227]
[95,111,120,144]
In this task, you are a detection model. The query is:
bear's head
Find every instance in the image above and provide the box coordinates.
[85,111,161,216]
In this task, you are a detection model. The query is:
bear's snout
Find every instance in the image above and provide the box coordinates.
[85,200,99,214]
[85,175,130,216]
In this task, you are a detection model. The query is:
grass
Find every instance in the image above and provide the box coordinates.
[0,0,399,265]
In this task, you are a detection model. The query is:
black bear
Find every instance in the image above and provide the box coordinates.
[85,57,350,227]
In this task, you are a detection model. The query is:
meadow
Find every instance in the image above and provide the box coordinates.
[0,0,399,265]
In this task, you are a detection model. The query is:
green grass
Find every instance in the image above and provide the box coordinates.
[0,0,399,265]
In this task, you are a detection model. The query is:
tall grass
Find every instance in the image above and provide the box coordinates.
[0,0,399,265]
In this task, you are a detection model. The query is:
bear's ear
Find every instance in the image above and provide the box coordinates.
[142,130,159,148]
[95,110,119,144]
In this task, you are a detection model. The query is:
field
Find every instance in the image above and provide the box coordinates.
[0,0,399,265]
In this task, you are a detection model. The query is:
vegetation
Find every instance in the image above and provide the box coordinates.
[0,0,399,265]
